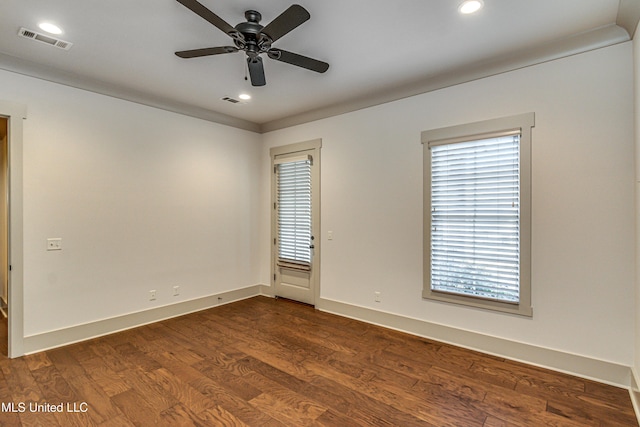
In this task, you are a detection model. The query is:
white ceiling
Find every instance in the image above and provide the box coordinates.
[0,0,635,132]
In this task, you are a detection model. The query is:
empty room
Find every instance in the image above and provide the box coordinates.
[0,0,639,425]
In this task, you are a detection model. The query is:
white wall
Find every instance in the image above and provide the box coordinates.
[0,69,262,337]
[261,42,635,366]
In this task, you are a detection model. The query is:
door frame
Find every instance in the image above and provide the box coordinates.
[0,101,25,358]
[270,139,321,306]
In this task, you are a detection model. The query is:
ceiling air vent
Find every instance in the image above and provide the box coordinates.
[18,27,73,50]
[221,97,241,104]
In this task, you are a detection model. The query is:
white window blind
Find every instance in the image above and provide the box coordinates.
[277,158,312,267]
[430,133,520,303]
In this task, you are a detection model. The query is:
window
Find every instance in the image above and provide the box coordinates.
[275,155,312,269]
[422,113,534,316]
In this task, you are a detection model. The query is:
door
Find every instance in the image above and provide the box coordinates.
[0,101,26,358]
[271,140,321,305]
[0,117,7,322]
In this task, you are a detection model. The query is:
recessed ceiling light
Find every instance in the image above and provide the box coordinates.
[459,0,484,14]
[38,22,63,35]
[238,93,251,101]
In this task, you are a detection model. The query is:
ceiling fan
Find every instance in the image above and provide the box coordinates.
[175,0,329,86]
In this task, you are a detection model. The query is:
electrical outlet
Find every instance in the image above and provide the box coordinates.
[173,285,180,296]
[47,238,62,251]
[375,291,381,302]
[149,290,156,301]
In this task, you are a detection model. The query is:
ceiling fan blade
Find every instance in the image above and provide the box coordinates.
[268,49,329,73]
[176,0,240,37]
[247,56,266,86]
[261,5,310,42]
[175,46,238,58]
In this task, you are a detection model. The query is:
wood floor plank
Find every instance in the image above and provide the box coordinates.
[480,390,588,427]
[22,352,53,372]
[1,358,45,403]
[147,350,206,384]
[483,416,510,426]
[189,375,284,426]
[30,365,78,403]
[310,374,436,426]
[240,355,352,416]
[85,341,129,374]
[246,371,328,426]
[30,366,95,427]
[95,415,136,427]
[117,367,178,413]
[63,373,124,425]
[77,356,130,397]
[158,403,204,427]
[45,347,86,379]
[192,358,263,401]
[111,388,162,426]
[196,404,252,427]
[0,296,637,426]
[146,367,214,415]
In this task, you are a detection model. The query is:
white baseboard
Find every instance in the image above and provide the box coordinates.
[630,367,640,425]
[316,297,633,389]
[22,285,264,355]
[19,288,635,393]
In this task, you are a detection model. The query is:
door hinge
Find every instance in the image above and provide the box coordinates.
[274,238,276,245]
[273,273,276,281]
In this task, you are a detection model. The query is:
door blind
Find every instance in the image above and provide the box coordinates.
[430,134,520,303]
[277,158,312,267]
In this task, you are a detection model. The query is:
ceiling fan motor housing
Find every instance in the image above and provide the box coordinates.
[233,10,272,56]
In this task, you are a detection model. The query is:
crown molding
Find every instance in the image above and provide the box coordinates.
[0,52,261,133]
[617,0,640,38]
[260,24,630,133]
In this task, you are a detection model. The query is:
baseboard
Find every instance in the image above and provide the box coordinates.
[19,287,635,392]
[22,285,264,355]
[630,367,640,424]
[316,297,633,389]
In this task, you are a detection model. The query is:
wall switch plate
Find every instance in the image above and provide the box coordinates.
[149,290,156,301]
[173,285,180,296]
[375,291,381,302]
[47,238,62,251]
[328,231,334,240]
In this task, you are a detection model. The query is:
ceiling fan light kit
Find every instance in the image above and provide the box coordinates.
[175,0,329,86]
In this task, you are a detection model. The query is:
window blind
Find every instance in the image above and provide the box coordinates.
[277,158,312,267]
[430,134,520,303]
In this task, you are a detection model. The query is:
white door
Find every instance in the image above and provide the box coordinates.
[271,140,320,305]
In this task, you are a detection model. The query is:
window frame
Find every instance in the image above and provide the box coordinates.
[422,113,534,317]
[274,154,313,270]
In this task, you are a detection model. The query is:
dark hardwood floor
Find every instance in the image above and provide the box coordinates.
[0,296,637,426]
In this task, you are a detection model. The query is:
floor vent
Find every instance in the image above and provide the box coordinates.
[18,27,73,50]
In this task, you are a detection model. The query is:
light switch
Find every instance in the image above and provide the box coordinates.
[47,238,62,251]
[328,231,334,240]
